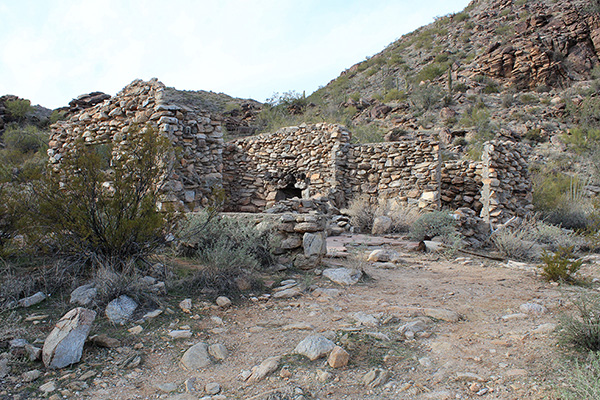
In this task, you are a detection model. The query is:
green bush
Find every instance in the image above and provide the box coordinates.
[538,246,583,282]
[558,294,600,352]
[384,89,407,102]
[409,211,457,242]
[5,99,32,121]
[417,63,447,82]
[3,125,48,154]
[177,212,274,271]
[29,125,176,271]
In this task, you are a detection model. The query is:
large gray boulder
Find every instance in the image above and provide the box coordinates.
[295,334,336,361]
[322,267,362,285]
[42,307,96,369]
[181,342,212,370]
[105,295,137,324]
[303,232,327,257]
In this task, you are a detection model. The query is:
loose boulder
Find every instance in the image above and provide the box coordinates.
[70,284,97,306]
[322,267,362,285]
[295,334,335,361]
[105,295,138,324]
[42,307,96,369]
[181,342,212,370]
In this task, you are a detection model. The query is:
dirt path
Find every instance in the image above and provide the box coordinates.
[5,235,589,400]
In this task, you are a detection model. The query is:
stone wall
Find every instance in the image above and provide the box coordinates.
[345,140,441,211]
[481,140,532,224]
[222,124,351,212]
[441,159,483,212]
[48,79,532,223]
[48,79,223,211]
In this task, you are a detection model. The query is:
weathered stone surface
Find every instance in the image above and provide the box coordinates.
[422,308,461,323]
[179,298,192,313]
[367,249,401,263]
[89,334,121,348]
[248,356,280,382]
[273,286,302,299]
[208,343,228,360]
[42,307,96,369]
[216,296,232,308]
[295,334,335,361]
[181,343,212,370]
[18,292,46,308]
[303,232,327,257]
[323,267,362,285]
[105,295,137,324]
[70,284,97,306]
[520,303,547,315]
[372,216,392,235]
[327,346,350,368]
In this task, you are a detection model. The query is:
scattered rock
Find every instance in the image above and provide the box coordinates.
[322,267,362,285]
[501,313,528,321]
[371,216,392,235]
[89,334,121,348]
[205,382,221,395]
[0,358,9,378]
[327,346,350,368]
[295,334,335,361]
[273,287,303,299]
[25,344,42,361]
[179,299,192,313]
[520,303,547,315]
[39,381,57,394]
[455,372,485,382]
[533,323,557,334]
[42,307,96,369]
[282,322,315,331]
[105,295,138,324]
[316,369,332,382]
[143,309,163,319]
[398,318,432,338]
[22,369,42,382]
[181,343,212,370]
[128,325,143,335]
[363,368,390,387]
[216,296,232,308]
[208,343,228,360]
[248,356,281,382]
[155,382,178,393]
[367,249,400,263]
[353,311,379,327]
[303,232,327,256]
[169,330,192,339]
[422,308,461,322]
[18,292,46,308]
[70,284,97,306]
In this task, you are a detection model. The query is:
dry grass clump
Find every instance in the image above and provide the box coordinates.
[492,217,585,261]
[345,195,421,234]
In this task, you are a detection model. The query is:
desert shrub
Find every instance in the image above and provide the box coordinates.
[175,212,272,297]
[28,125,176,271]
[538,246,582,282]
[417,63,447,83]
[454,11,470,22]
[346,195,377,233]
[91,264,163,308]
[351,125,386,143]
[49,110,67,124]
[177,212,274,271]
[533,171,592,230]
[561,352,600,399]
[410,84,443,112]
[388,206,421,233]
[5,99,32,122]
[409,211,457,242]
[383,89,407,102]
[558,294,600,352]
[3,125,48,154]
[491,217,543,261]
[535,221,585,252]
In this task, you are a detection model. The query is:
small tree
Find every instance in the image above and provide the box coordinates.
[5,99,32,122]
[30,125,177,271]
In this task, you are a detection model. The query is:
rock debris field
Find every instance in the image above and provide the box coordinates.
[2,233,593,400]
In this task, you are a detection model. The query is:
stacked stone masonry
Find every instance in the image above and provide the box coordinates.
[48,79,223,211]
[49,79,532,223]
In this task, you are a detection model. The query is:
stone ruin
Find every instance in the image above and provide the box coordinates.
[49,79,533,229]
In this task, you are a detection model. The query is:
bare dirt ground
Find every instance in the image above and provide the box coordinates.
[3,234,597,400]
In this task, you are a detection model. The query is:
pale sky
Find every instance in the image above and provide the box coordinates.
[0,0,472,109]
